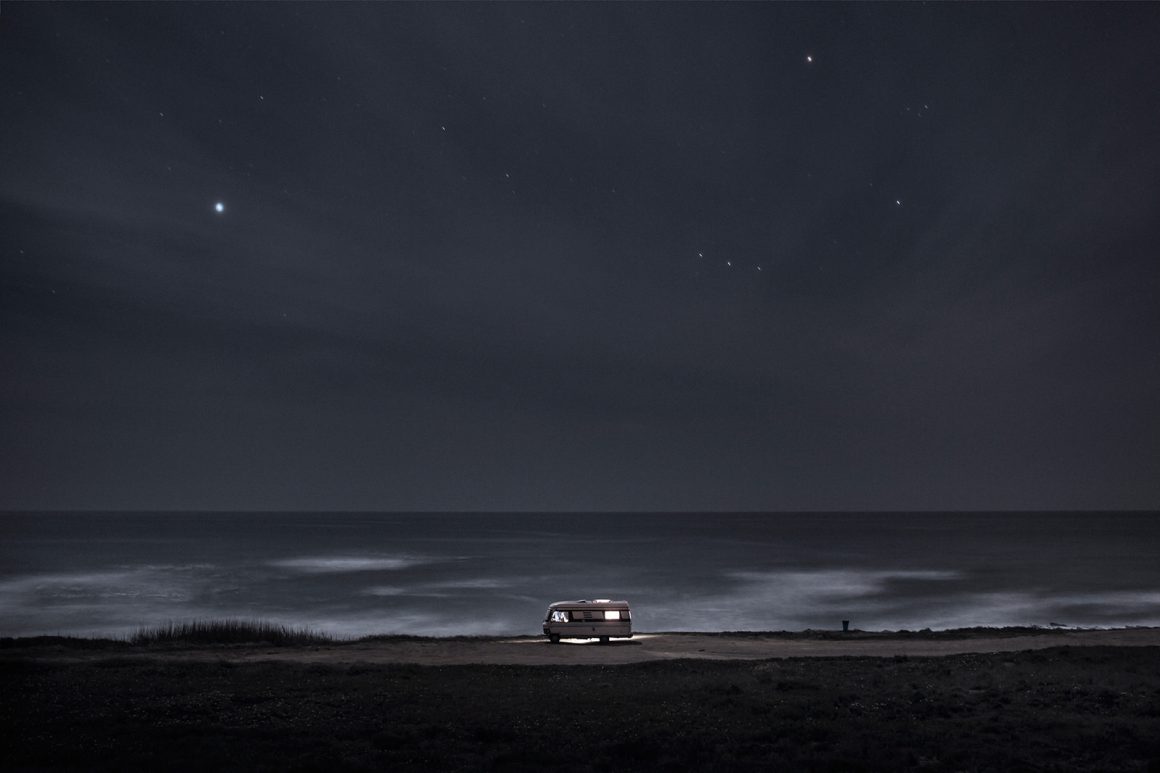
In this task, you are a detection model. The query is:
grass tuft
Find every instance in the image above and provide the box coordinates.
[128,619,334,646]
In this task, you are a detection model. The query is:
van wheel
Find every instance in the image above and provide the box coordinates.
[599,636,609,645]
[549,634,560,644]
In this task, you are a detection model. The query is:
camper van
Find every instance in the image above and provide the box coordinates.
[543,599,632,643]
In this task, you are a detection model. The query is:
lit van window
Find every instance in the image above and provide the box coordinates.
[604,610,620,620]
[550,610,569,623]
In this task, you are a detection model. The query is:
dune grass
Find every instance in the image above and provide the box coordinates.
[128,619,334,646]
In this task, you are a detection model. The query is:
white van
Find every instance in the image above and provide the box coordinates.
[543,599,632,644]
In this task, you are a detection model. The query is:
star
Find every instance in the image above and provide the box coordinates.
[214,202,225,213]
[805,54,813,64]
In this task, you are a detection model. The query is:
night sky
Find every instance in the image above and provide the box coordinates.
[3,3,1158,512]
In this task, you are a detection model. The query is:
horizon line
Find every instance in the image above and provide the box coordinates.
[2,508,1156,515]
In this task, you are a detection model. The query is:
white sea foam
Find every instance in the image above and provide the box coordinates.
[269,556,425,573]
[895,589,1160,631]
[4,513,1158,638]
[360,576,540,601]
[426,576,527,590]
[728,569,961,599]
[326,613,514,638]
[0,569,195,601]
[636,568,964,632]
[0,567,215,638]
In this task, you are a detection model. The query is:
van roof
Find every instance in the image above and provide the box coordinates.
[547,599,630,609]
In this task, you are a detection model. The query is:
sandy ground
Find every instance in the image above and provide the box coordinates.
[8,631,1159,771]
[27,628,1157,666]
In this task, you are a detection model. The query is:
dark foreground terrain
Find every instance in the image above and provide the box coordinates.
[4,642,1160,771]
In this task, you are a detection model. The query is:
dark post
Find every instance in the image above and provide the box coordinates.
[842,620,850,632]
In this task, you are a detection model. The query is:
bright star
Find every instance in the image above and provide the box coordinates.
[805,54,813,63]
[214,202,225,214]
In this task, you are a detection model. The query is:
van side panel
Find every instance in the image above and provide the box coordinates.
[542,600,632,640]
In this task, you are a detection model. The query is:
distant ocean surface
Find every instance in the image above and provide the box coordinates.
[2,512,1158,639]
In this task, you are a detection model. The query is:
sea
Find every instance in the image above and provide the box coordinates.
[1,511,1158,639]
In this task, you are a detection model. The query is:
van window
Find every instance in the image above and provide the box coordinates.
[549,610,569,623]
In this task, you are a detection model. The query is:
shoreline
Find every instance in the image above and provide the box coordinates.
[5,626,1160,666]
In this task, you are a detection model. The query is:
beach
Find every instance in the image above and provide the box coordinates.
[10,626,1160,666]
[5,629,1159,770]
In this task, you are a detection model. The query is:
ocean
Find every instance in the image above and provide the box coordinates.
[1,512,1157,639]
